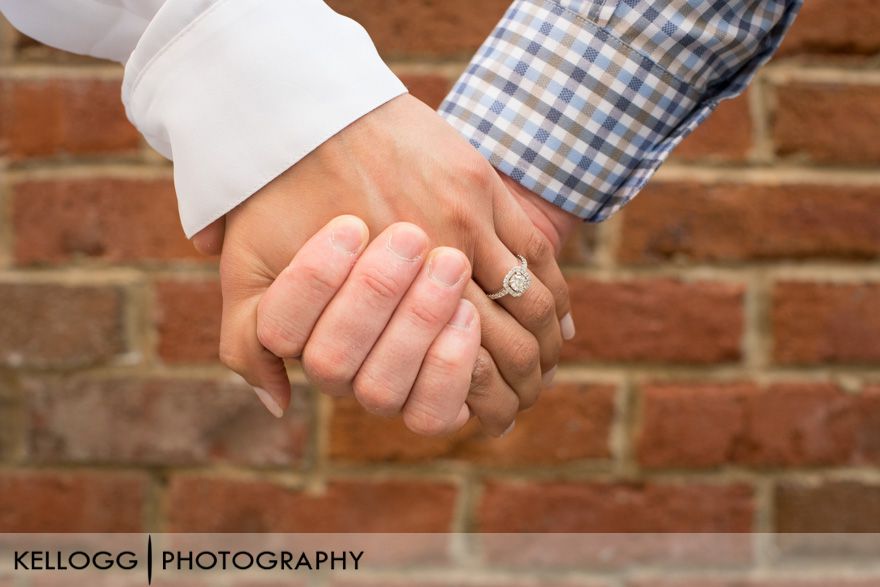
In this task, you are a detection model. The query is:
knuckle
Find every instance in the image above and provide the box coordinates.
[456,151,495,192]
[403,405,453,437]
[407,301,447,330]
[423,344,465,375]
[525,229,553,264]
[353,370,403,416]
[218,339,249,376]
[297,262,342,299]
[508,336,540,378]
[357,267,402,304]
[302,343,354,388]
[256,315,304,358]
[469,349,495,393]
[553,279,571,311]
[528,289,556,325]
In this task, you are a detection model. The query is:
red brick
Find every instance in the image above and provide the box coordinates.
[773,83,880,165]
[0,77,139,160]
[0,282,125,368]
[22,377,310,466]
[155,280,221,363]
[672,93,752,162]
[772,282,880,365]
[618,183,880,264]
[166,477,458,532]
[637,382,880,469]
[776,481,880,533]
[327,0,510,59]
[12,178,200,265]
[397,73,454,110]
[478,481,754,532]
[630,580,880,587]
[0,471,147,532]
[329,383,615,464]
[561,279,744,364]
[778,0,880,57]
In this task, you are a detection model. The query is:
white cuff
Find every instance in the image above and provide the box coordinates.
[122,0,407,237]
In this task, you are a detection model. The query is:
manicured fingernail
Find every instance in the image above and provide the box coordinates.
[561,313,576,340]
[253,387,284,418]
[387,224,427,261]
[500,421,516,438]
[429,249,467,287]
[448,300,474,330]
[330,217,367,254]
[542,366,557,387]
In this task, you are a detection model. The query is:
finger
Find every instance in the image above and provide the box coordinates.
[302,222,429,396]
[493,182,574,338]
[219,294,291,418]
[464,281,543,408]
[470,237,562,375]
[402,299,481,436]
[191,217,226,256]
[354,247,471,417]
[257,215,369,359]
[466,346,520,437]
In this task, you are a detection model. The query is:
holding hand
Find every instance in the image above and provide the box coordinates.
[215,94,575,436]
[254,216,481,436]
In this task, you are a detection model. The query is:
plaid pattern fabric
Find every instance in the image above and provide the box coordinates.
[439,0,802,221]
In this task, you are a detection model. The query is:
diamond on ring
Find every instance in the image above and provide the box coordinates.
[487,255,531,300]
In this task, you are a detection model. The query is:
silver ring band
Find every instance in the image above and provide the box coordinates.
[487,255,532,300]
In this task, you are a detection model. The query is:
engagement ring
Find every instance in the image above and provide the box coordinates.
[487,255,531,300]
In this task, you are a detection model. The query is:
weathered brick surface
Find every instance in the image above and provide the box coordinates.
[775,481,880,533]
[0,282,125,368]
[397,73,455,110]
[329,383,615,464]
[638,382,880,468]
[3,2,880,564]
[166,477,458,532]
[562,279,744,364]
[772,282,880,365]
[13,178,199,265]
[619,183,880,264]
[0,471,147,532]
[777,0,880,57]
[327,0,509,59]
[22,377,310,466]
[672,93,753,162]
[0,77,139,160]
[154,279,221,363]
[478,481,754,532]
[773,83,880,165]
[630,580,880,587]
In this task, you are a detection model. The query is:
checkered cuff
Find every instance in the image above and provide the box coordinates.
[439,0,801,222]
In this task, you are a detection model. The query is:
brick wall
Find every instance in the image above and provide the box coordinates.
[1,0,880,557]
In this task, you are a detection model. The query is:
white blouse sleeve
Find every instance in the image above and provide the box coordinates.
[0,0,407,237]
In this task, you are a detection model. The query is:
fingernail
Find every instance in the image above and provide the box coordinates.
[448,300,474,330]
[542,366,557,387]
[561,313,576,341]
[253,387,284,418]
[387,224,427,261]
[429,249,467,287]
[500,421,516,438]
[330,217,367,254]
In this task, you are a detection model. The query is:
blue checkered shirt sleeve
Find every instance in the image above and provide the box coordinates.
[439,0,802,222]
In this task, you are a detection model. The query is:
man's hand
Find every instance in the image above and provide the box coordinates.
[214,94,573,435]
[254,216,481,435]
